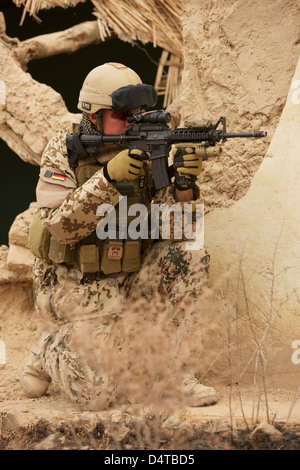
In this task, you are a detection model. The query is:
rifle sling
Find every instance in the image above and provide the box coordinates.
[67,133,89,169]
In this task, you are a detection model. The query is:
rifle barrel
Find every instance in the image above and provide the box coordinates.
[223,131,267,138]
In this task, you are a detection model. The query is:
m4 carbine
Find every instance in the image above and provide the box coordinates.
[66,110,267,190]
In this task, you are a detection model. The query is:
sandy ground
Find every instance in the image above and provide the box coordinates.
[1,282,300,432]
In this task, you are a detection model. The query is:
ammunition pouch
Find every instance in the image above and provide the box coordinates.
[100,239,141,275]
[28,209,51,263]
[28,210,145,275]
[122,240,141,273]
[100,240,123,274]
[78,243,100,273]
[28,210,77,266]
[76,239,142,275]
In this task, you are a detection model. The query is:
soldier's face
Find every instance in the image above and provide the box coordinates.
[102,110,129,135]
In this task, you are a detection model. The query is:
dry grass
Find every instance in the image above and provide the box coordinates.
[13,0,183,57]
[68,287,219,412]
[208,234,300,429]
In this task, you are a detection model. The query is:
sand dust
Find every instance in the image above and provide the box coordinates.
[1,283,300,447]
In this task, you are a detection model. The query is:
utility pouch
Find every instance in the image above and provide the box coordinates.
[122,240,141,273]
[28,209,51,263]
[100,240,123,275]
[75,158,102,186]
[48,237,66,263]
[78,244,100,273]
[48,237,76,265]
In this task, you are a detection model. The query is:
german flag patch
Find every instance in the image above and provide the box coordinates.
[44,170,66,181]
[52,173,66,181]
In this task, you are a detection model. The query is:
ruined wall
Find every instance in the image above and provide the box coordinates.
[180,0,300,386]
[179,0,300,210]
[0,18,79,165]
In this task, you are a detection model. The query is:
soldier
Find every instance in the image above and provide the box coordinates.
[20,63,217,410]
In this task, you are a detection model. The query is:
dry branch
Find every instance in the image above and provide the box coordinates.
[15,20,114,67]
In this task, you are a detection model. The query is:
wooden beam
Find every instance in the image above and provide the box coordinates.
[14,20,115,67]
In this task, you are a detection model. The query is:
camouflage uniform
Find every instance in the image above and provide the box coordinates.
[30,128,210,409]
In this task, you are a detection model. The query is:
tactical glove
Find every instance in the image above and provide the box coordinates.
[173,147,202,190]
[104,149,146,182]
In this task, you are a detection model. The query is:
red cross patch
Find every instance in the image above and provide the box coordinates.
[107,245,123,260]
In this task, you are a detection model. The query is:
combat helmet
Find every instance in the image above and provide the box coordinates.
[78,62,157,114]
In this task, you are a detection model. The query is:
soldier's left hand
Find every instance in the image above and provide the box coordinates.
[173,147,202,177]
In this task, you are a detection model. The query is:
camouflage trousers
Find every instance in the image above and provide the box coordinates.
[32,240,210,410]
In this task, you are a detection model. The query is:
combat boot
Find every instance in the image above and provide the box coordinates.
[19,353,52,398]
[181,377,218,407]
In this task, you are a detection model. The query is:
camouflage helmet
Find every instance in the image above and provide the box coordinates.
[78,62,142,114]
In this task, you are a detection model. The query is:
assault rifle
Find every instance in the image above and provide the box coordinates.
[66,110,267,190]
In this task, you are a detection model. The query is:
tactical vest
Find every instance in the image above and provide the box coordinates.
[75,155,152,274]
[28,148,152,275]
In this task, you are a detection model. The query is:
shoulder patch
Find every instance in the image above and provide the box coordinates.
[44,169,66,181]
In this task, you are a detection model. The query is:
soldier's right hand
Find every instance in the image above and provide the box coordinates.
[104,149,145,182]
